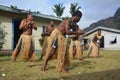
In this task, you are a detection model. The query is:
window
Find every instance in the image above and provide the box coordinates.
[42,25,45,33]
[110,36,117,44]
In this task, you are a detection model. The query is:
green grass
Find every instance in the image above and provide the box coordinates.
[0,50,120,80]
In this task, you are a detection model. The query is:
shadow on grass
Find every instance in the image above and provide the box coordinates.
[0,53,11,57]
[83,55,104,59]
[0,58,11,62]
[69,60,92,70]
[0,53,11,62]
[42,68,120,80]
[26,63,42,68]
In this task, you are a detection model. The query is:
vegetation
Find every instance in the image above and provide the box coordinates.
[0,50,120,80]
[0,26,7,50]
[39,33,45,47]
[10,5,17,9]
[69,2,81,15]
[52,3,65,17]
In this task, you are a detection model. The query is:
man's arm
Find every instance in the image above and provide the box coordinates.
[76,28,84,35]
[96,34,102,39]
[92,34,100,47]
[43,26,51,36]
[65,20,84,35]
[19,20,31,30]
[19,20,26,30]
[65,20,77,35]
[70,35,78,38]
[32,22,37,30]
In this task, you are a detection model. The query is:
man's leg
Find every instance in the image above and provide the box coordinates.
[39,45,46,60]
[96,46,100,58]
[11,38,22,62]
[41,37,58,71]
[39,36,48,60]
[73,47,76,58]
[41,47,56,71]
[11,49,20,62]
[39,53,43,60]
[87,45,92,58]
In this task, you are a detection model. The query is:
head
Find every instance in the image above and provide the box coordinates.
[72,11,82,23]
[27,14,33,21]
[97,29,101,35]
[50,21,54,26]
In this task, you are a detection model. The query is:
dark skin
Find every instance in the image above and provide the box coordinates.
[19,14,37,35]
[87,30,102,58]
[43,21,55,36]
[39,21,55,60]
[92,30,101,46]
[11,14,37,62]
[41,15,83,74]
[58,17,83,35]
[70,27,84,60]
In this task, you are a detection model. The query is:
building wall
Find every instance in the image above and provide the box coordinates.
[84,30,120,50]
[0,12,60,51]
[32,19,60,50]
[102,30,120,49]
[0,15,12,50]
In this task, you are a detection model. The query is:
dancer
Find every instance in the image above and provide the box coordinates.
[87,29,102,58]
[41,11,83,73]
[39,21,54,60]
[69,25,84,60]
[11,14,37,62]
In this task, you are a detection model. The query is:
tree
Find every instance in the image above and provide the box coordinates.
[62,16,70,20]
[69,2,81,15]
[10,5,17,9]
[52,3,65,17]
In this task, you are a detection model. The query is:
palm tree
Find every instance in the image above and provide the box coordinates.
[10,5,17,9]
[69,2,81,15]
[52,3,65,17]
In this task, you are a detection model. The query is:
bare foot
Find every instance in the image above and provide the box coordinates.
[61,68,69,74]
[27,59,33,62]
[78,59,83,61]
[10,58,16,63]
[41,64,46,71]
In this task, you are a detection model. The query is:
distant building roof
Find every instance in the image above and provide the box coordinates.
[0,5,62,21]
[84,26,120,36]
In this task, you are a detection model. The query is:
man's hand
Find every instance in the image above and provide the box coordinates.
[26,20,32,25]
[76,29,84,35]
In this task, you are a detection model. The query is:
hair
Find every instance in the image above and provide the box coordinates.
[72,11,82,17]
[97,29,101,32]
[27,13,32,16]
[27,13,33,18]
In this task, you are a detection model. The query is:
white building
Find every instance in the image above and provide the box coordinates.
[83,26,120,50]
[0,5,61,52]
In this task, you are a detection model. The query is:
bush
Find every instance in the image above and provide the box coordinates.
[0,26,7,50]
[38,33,45,47]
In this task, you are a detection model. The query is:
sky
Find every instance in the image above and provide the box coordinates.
[0,0,120,29]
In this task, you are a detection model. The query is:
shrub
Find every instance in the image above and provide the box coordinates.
[0,26,7,50]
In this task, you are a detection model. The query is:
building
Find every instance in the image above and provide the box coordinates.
[83,26,120,50]
[0,5,62,51]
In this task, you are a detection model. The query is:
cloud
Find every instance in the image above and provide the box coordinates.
[80,0,120,28]
[0,0,120,29]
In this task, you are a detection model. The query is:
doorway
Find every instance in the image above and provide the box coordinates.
[12,19,22,49]
[100,36,104,48]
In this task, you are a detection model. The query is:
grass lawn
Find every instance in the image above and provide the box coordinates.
[0,50,120,80]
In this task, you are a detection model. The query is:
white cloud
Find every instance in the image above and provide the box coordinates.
[0,0,120,29]
[62,3,71,17]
